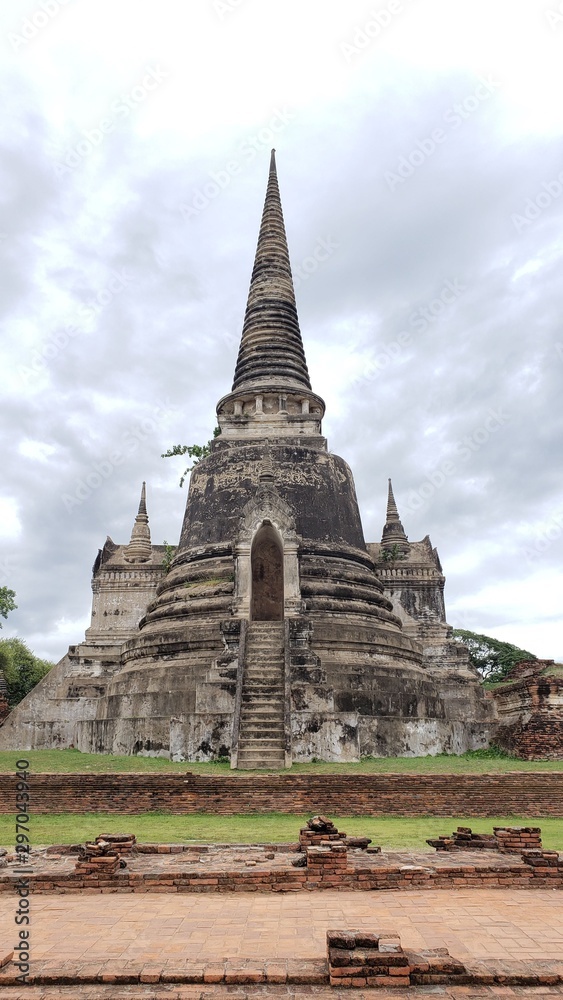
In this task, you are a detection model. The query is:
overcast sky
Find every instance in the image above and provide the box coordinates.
[1,0,562,664]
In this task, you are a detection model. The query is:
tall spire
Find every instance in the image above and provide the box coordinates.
[386,478,401,523]
[232,150,312,393]
[124,482,152,563]
[381,479,409,551]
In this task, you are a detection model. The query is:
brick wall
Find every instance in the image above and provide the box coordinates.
[1,855,562,895]
[0,771,562,816]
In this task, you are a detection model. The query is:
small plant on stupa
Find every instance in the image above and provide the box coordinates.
[161,542,175,574]
[380,544,406,563]
[161,427,221,486]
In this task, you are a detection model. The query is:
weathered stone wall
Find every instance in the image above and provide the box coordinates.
[180,441,366,553]
[493,661,563,760]
[0,771,562,816]
[86,539,167,644]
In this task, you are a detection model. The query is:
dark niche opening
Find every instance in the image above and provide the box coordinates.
[251,523,284,621]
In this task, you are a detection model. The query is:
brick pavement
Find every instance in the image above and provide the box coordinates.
[1,888,562,966]
[2,985,563,998]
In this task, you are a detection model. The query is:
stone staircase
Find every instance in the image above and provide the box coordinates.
[236,622,286,769]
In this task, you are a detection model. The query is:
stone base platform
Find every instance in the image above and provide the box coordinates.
[2,845,563,894]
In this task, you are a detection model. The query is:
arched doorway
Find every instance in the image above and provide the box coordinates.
[251,523,284,620]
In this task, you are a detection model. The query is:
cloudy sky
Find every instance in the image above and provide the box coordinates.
[1,0,562,664]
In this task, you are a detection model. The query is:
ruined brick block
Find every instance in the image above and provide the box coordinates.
[327,928,410,988]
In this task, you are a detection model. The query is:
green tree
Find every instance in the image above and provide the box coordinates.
[452,629,537,682]
[161,427,221,487]
[0,587,16,627]
[380,544,407,563]
[0,638,54,708]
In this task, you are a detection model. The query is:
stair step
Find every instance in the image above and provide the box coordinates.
[244,671,283,679]
[236,621,286,769]
[245,658,284,664]
[237,752,285,761]
[240,732,284,740]
[241,696,283,705]
[237,753,285,762]
[242,691,283,700]
[239,715,283,724]
[243,681,283,688]
[239,740,285,749]
[240,707,283,716]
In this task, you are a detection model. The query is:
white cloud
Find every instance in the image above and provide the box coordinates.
[0,498,22,539]
[0,0,561,665]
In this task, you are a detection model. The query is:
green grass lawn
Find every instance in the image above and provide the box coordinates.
[1,747,562,774]
[1,812,562,850]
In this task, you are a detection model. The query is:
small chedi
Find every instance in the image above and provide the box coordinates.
[0,151,498,765]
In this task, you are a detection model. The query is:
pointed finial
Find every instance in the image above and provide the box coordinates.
[124,482,152,563]
[386,478,400,522]
[231,150,312,393]
[381,478,409,551]
[138,481,147,517]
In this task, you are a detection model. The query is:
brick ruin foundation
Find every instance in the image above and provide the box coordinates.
[327,929,468,989]
[427,824,543,853]
[1,815,562,989]
[74,833,135,876]
[493,659,563,759]
[1,817,562,897]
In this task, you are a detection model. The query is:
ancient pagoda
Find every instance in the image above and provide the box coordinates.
[0,151,494,765]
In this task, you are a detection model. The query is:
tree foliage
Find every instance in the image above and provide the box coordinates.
[380,544,407,563]
[0,638,54,708]
[452,629,538,682]
[0,587,17,627]
[161,427,221,487]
